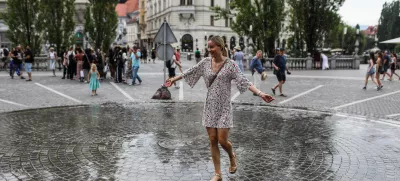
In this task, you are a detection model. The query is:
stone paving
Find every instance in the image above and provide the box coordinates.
[0,103,400,180]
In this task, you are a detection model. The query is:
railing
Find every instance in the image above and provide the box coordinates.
[0,57,62,71]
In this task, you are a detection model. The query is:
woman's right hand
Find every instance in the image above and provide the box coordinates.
[165,78,174,87]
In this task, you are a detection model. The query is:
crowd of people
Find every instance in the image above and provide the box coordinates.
[363,50,398,90]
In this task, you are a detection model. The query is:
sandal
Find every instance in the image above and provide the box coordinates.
[229,153,238,174]
[280,94,287,97]
[210,173,222,181]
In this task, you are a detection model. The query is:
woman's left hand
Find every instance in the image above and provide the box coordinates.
[259,92,275,103]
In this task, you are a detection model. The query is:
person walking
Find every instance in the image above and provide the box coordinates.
[24,46,34,81]
[75,48,84,82]
[195,48,201,63]
[88,64,100,96]
[67,47,76,80]
[142,47,148,64]
[11,46,25,79]
[250,50,265,94]
[389,52,399,81]
[131,46,142,85]
[9,47,15,79]
[167,50,180,89]
[83,49,92,83]
[48,47,57,77]
[165,36,274,181]
[114,46,124,83]
[376,52,384,90]
[363,52,379,90]
[3,46,9,70]
[381,51,391,80]
[232,46,244,72]
[151,48,156,64]
[175,48,183,73]
[62,48,68,79]
[271,48,289,97]
[321,53,329,70]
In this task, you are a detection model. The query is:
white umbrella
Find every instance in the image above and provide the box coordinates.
[380,37,400,44]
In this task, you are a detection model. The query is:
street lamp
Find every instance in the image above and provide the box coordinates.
[355,24,360,55]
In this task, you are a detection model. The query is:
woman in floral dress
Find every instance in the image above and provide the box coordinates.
[167,36,274,181]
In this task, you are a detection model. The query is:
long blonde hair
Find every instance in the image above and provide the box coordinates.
[90,64,97,72]
[209,36,228,57]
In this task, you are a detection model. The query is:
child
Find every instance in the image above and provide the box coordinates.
[88,64,100,96]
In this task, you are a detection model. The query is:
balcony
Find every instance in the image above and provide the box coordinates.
[176,5,195,18]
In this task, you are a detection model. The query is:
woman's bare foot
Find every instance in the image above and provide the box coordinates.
[210,173,222,181]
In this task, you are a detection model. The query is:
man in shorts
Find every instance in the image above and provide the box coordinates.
[24,46,34,81]
[381,51,391,80]
[271,48,287,97]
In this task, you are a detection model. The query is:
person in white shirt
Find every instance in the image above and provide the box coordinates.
[48,47,58,77]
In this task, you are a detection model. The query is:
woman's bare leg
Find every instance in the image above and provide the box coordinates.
[207,128,221,176]
[217,128,237,171]
[370,75,378,87]
[364,74,369,87]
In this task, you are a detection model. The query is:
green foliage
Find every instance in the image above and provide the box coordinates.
[0,0,42,55]
[84,0,118,52]
[377,1,400,50]
[210,0,286,56]
[40,0,75,56]
[287,0,345,54]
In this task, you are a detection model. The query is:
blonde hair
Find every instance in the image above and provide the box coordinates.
[209,36,228,57]
[91,64,97,72]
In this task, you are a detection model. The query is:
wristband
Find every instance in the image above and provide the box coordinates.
[257,91,262,97]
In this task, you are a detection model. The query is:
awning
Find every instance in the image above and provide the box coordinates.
[380,37,400,44]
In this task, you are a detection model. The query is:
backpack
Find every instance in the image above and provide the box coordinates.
[166,59,172,68]
[3,48,9,57]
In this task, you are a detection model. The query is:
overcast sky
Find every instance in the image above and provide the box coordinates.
[338,0,391,27]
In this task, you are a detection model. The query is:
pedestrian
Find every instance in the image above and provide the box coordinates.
[165,36,274,181]
[195,48,201,63]
[381,51,391,80]
[122,47,129,84]
[250,50,265,95]
[3,46,9,70]
[131,46,142,85]
[363,52,379,90]
[96,49,105,80]
[167,49,180,89]
[271,48,289,97]
[75,48,84,82]
[389,52,399,81]
[62,48,68,79]
[48,47,57,77]
[114,46,124,83]
[109,48,116,79]
[82,49,92,83]
[142,47,148,64]
[314,51,321,69]
[125,48,133,84]
[24,46,34,81]
[0,45,3,70]
[175,48,183,73]
[67,47,76,80]
[321,53,329,70]
[9,47,15,79]
[88,64,100,96]
[376,52,384,90]
[151,48,156,63]
[11,46,25,79]
[233,45,244,72]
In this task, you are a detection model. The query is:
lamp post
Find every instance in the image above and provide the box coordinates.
[355,24,360,55]
[342,27,347,53]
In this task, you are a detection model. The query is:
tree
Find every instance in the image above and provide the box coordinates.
[0,0,42,55]
[287,0,345,53]
[40,0,75,57]
[377,1,400,50]
[211,0,286,56]
[84,0,118,52]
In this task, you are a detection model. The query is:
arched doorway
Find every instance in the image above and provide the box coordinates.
[222,36,227,44]
[181,34,193,52]
[230,36,236,50]
[239,37,245,51]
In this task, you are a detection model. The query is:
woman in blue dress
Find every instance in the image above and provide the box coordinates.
[88,64,100,96]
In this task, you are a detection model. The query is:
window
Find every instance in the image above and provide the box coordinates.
[211,0,214,7]
[155,4,157,14]
[211,16,214,26]
[187,0,192,5]
[163,0,166,9]
[142,1,145,9]
[225,18,228,27]
[180,0,185,5]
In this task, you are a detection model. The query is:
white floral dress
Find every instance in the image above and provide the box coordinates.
[183,57,252,128]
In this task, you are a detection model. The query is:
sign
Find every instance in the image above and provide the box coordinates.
[156,44,174,60]
[154,22,177,44]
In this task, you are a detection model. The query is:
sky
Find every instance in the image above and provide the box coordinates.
[338,0,391,29]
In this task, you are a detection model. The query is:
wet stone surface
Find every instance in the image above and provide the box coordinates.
[0,103,400,181]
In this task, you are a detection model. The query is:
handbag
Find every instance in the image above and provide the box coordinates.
[151,85,172,100]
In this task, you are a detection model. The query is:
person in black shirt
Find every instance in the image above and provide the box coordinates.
[11,46,25,79]
[24,46,34,81]
[271,48,287,97]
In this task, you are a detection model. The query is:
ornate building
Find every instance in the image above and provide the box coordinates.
[146,0,241,53]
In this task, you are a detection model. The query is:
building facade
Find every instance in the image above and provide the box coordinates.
[146,0,242,53]
[139,0,148,49]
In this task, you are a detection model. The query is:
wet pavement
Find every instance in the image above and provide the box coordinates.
[0,103,400,180]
